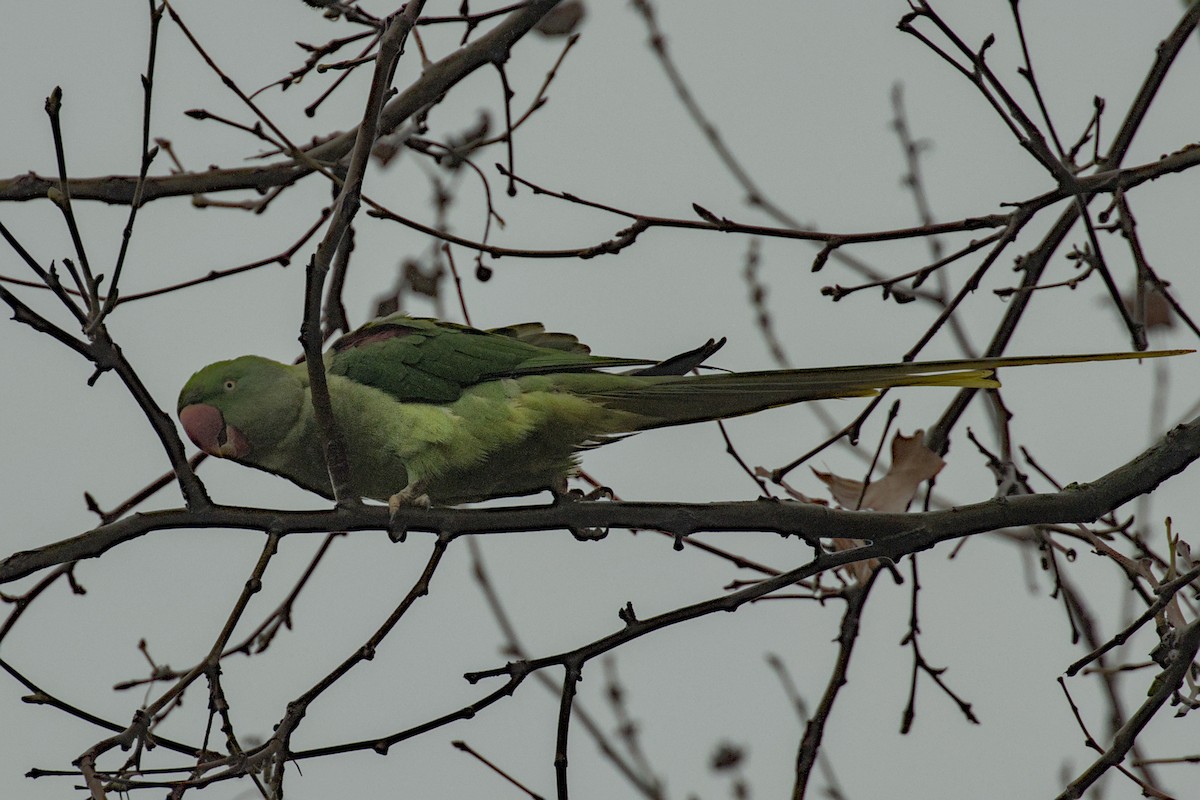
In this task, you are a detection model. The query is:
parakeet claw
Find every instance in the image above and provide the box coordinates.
[570,525,610,541]
[562,485,614,503]
[388,487,432,514]
[554,481,613,541]
[387,482,430,543]
[551,478,614,504]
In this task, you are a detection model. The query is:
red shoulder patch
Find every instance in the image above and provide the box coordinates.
[331,323,424,352]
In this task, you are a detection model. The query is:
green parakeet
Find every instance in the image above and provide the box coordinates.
[177,314,1183,506]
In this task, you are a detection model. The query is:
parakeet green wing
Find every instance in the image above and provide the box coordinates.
[323,314,667,404]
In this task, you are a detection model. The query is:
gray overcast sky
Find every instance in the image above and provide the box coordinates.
[2,2,1199,798]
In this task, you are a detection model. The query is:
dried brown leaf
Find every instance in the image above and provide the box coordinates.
[1121,283,1176,329]
[812,431,945,582]
[813,430,944,513]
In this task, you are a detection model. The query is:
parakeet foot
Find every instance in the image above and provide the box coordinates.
[550,477,614,504]
[387,481,430,543]
[548,480,613,539]
[576,486,614,501]
[389,481,431,513]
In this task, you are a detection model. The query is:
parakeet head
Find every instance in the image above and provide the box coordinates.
[178,356,304,461]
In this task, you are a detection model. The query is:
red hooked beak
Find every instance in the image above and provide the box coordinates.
[179,404,249,459]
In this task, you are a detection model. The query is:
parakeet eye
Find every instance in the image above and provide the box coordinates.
[224,379,237,391]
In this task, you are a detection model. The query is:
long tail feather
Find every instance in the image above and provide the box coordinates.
[580,349,1191,428]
